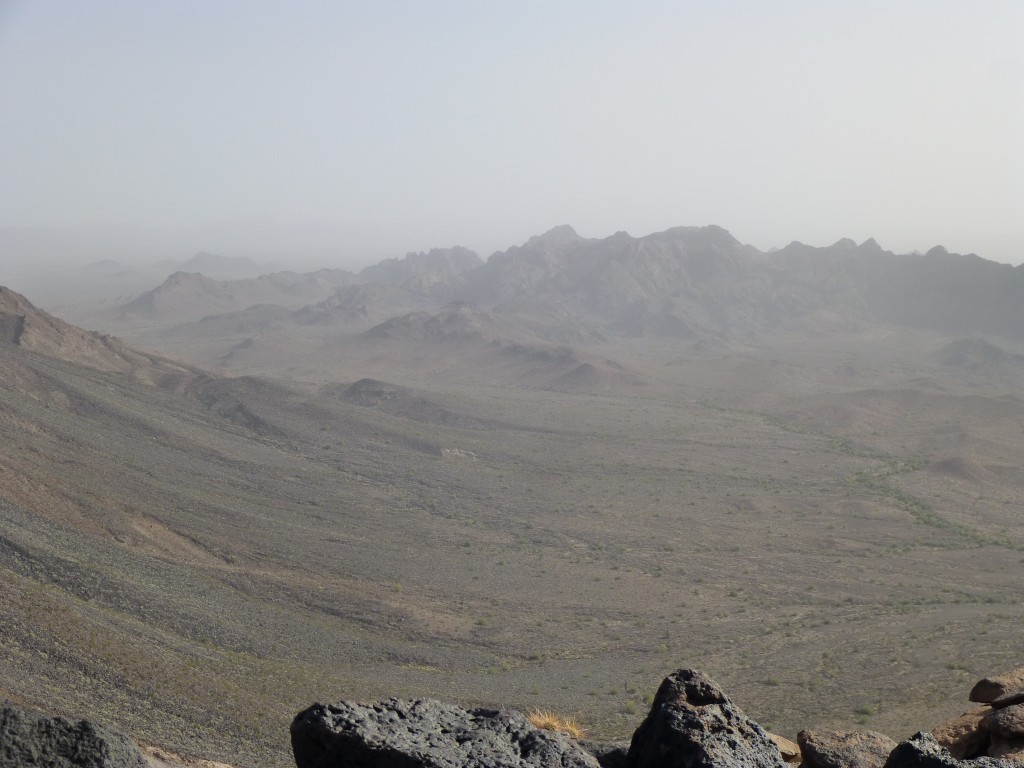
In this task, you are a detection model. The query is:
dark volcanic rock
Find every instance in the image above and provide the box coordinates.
[992,693,1024,711]
[987,704,1024,738]
[798,729,898,768]
[0,701,147,768]
[883,732,1015,768]
[290,698,600,768]
[580,740,631,768]
[624,668,786,768]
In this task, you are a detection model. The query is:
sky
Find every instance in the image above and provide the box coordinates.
[1,1,1023,268]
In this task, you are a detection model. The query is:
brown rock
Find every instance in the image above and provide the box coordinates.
[989,706,1024,739]
[798,729,898,768]
[989,736,1024,763]
[931,707,991,759]
[769,733,802,763]
[971,668,1024,704]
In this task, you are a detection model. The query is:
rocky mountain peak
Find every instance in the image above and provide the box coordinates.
[525,224,583,248]
[0,284,36,315]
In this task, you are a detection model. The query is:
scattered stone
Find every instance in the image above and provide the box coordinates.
[797,729,898,768]
[0,701,147,768]
[290,698,600,768]
[769,733,802,763]
[883,732,1014,768]
[971,669,1024,704]
[624,668,786,768]
[930,707,991,759]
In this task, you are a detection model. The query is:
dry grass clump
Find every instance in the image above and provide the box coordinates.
[527,709,587,739]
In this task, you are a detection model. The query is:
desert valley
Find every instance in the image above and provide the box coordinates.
[2,225,1023,767]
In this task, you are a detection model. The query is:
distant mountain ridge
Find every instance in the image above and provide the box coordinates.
[118,268,355,322]
[358,246,483,299]
[106,225,1024,358]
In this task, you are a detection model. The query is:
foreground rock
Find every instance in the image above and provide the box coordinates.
[930,707,991,759]
[290,698,600,768]
[988,736,1024,763]
[769,733,802,764]
[884,732,1017,768]
[580,740,630,768]
[971,668,1024,704]
[798,729,897,768]
[0,701,147,768]
[624,669,787,768]
[986,705,1024,739]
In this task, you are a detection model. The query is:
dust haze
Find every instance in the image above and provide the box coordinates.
[2,3,1024,768]
[3,223,1024,767]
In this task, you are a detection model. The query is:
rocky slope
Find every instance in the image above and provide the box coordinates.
[5,277,1024,767]
[9,664,1022,768]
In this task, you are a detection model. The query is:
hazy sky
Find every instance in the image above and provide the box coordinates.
[2,1,1022,266]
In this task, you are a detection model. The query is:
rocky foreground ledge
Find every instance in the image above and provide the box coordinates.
[288,668,1024,768]
[4,666,1024,768]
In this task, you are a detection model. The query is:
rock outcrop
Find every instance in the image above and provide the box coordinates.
[580,740,630,768]
[623,669,787,768]
[930,707,990,759]
[883,732,1016,768]
[0,701,147,768]
[987,705,1024,739]
[798,729,897,768]
[928,665,1024,763]
[971,668,1024,704]
[290,697,601,768]
[291,670,792,768]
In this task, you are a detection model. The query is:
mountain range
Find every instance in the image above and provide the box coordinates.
[3,224,1024,767]
[56,224,1020,394]
[93,226,1024,349]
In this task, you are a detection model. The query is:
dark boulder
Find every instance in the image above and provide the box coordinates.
[580,740,631,768]
[290,697,600,768]
[883,732,1015,768]
[986,703,1024,738]
[797,729,898,768]
[991,692,1024,711]
[624,668,787,768]
[0,701,147,768]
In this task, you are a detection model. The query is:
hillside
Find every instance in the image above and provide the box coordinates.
[4,226,1024,767]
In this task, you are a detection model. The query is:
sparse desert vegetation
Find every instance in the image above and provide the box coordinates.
[527,710,587,739]
[2,230,1024,767]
